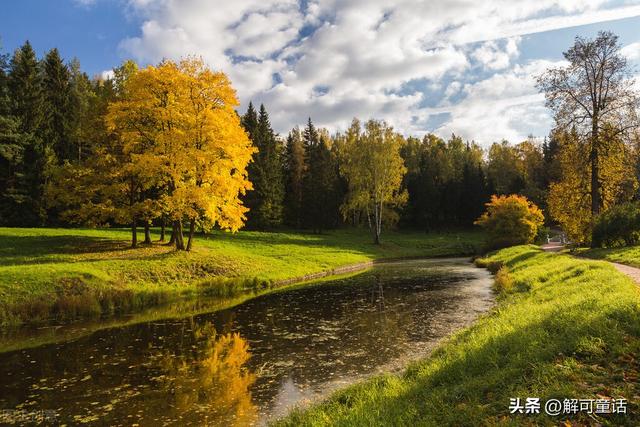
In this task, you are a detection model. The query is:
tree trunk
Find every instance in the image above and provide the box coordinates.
[131,217,138,248]
[168,223,176,245]
[590,128,601,216]
[159,217,166,242]
[143,222,152,244]
[373,204,382,245]
[186,217,196,251]
[174,220,185,250]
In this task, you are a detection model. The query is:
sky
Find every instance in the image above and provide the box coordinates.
[2,0,640,145]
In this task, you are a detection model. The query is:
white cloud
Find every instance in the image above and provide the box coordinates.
[116,0,640,143]
[472,37,521,71]
[432,60,560,143]
[100,69,115,80]
[621,41,640,61]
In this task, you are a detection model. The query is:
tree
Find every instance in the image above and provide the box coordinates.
[42,48,72,163]
[475,194,544,249]
[487,141,524,196]
[67,58,96,162]
[105,58,254,250]
[283,126,305,228]
[8,41,48,225]
[339,119,407,244]
[302,119,339,232]
[547,127,637,243]
[241,104,284,229]
[0,45,27,225]
[537,31,639,217]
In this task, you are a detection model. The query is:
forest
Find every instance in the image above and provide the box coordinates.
[0,42,552,245]
[1,32,639,250]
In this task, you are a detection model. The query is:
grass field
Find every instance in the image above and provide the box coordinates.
[0,227,483,326]
[277,245,640,426]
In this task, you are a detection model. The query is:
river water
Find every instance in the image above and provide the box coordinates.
[0,258,493,426]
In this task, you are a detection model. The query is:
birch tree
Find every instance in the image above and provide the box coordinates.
[339,119,407,244]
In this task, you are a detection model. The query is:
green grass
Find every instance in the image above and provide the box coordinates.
[0,227,482,326]
[276,245,640,426]
[579,245,640,268]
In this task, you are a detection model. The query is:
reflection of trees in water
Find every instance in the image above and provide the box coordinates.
[156,322,257,426]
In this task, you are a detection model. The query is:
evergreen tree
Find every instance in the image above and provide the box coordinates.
[241,103,285,229]
[8,41,47,225]
[302,118,338,232]
[42,48,72,163]
[0,46,28,224]
[254,104,284,228]
[241,101,258,140]
[283,127,306,228]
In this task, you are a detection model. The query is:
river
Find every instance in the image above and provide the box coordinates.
[0,258,493,426]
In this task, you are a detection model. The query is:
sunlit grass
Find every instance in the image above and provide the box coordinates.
[276,245,640,426]
[579,245,640,268]
[0,227,483,326]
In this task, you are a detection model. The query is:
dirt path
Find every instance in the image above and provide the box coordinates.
[607,261,640,286]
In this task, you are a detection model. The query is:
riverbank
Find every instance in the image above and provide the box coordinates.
[0,227,482,327]
[579,245,640,269]
[277,245,640,426]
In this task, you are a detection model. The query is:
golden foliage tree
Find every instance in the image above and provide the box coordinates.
[548,127,637,243]
[475,194,544,249]
[105,57,254,250]
[339,119,407,244]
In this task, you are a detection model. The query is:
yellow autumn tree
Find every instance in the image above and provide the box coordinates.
[475,194,544,249]
[547,127,637,243]
[106,57,254,250]
[339,119,407,244]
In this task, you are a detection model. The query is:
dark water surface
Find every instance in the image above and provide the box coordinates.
[0,259,493,426]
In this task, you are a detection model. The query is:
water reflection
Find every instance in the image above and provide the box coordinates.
[0,259,493,425]
[154,323,257,426]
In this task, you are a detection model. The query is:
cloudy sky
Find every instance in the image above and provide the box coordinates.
[3,0,640,144]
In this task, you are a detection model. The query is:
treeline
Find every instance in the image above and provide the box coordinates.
[1,41,105,225]
[242,102,556,233]
[0,42,557,239]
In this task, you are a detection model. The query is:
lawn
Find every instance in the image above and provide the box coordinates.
[277,245,640,426]
[0,227,482,326]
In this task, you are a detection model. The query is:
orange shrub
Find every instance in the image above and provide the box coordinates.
[475,194,544,249]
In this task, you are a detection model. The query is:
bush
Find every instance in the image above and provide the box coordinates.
[591,201,640,248]
[474,194,544,249]
[493,266,514,293]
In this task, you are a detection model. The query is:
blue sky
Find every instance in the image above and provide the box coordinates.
[2,0,640,144]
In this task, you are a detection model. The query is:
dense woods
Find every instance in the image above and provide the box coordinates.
[1,31,639,247]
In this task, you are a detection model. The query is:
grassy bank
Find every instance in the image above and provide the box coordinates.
[580,245,640,268]
[0,227,482,326]
[277,245,640,426]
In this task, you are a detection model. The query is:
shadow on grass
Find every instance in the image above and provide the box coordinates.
[0,234,178,266]
[284,298,640,426]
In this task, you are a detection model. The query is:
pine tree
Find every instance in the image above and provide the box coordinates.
[42,48,72,163]
[253,104,284,228]
[241,102,258,141]
[8,41,47,225]
[241,103,284,229]
[302,118,338,232]
[0,47,27,224]
[283,127,305,228]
